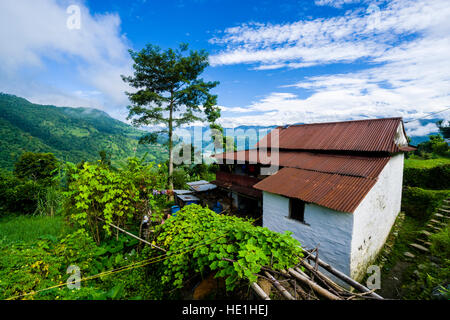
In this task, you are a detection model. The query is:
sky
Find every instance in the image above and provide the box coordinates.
[0,0,449,136]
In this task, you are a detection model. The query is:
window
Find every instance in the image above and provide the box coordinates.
[289,198,306,223]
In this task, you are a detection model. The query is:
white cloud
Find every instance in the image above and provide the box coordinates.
[209,0,450,69]
[404,122,439,137]
[212,0,450,136]
[0,0,133,118]
[315,0,361,8]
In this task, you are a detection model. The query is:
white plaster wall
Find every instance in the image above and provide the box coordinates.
[350,153,404,280]
[394,123,408,146]
[262,191,354,276]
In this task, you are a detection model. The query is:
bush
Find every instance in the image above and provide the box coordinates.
[35,186,64,217]
[172,167,189,189]
[414,135,449,157]
[403,164,450,189]
[0,226,160,300]
[430,225,450,259]
[153,204,303,291]
[401,187,450,220]
[0,172,43,215]
[14,152,59,186]
[65,157,163,243]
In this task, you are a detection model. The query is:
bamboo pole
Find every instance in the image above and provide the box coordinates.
[300,260,345,294]
[97,217,166,252]
[288,279,310,300]
[251,282,271,300]
[288,268,341,300]
[264,271,295,300]
[304,250,383,300]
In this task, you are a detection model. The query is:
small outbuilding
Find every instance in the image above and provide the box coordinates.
[213,117,415,281]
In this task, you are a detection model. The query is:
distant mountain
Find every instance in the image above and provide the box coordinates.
[179,125,277,151]
[0,93,168,170]
[1,92,441,170]
[180,120,443,151]
[407,119,442,146]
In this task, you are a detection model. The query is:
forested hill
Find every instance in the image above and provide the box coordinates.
[0,93,167,170]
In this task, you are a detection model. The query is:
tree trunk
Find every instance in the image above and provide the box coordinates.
[168,99,174,199]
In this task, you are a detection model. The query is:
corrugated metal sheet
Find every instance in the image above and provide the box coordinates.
[256,117,404,153]
[186,181,217,192]
[253,168,376,213]
[214,150,389,179]
[214,171,261,188]
[398,145,417,152]
[212,179,262,198]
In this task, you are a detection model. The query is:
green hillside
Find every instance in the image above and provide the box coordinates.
[0,93,168,169]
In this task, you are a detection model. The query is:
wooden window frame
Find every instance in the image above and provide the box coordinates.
[289,198,307,224]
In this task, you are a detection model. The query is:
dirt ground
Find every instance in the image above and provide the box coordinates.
[378,260,413,299]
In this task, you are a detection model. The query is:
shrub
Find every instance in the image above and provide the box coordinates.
[14,152,59,185]
[430,225,450,259]
[414,135,449,157]
[153,204,303,291]
[401,187,450,220]
[403,164,450,189]
[35,186,64,217]
[0,172,43,215]
[172,167,189,189]
[65,157,162,243]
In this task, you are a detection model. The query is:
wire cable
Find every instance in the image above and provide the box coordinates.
[6,232,227,300]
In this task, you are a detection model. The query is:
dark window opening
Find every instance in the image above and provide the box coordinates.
[289,198,306,223]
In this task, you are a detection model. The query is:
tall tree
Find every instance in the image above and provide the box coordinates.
[437,120,450,139]
[122,43,220,189]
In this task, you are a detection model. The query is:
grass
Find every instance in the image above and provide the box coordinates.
[0,214,74,244]
[404,156,450,169]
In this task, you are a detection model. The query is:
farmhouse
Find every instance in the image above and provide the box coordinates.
[212,117,415,281]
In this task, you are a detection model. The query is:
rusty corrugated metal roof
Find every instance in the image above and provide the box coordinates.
[253,167,376,213]
[256,117,405,153]
[212,179,262,198]
[214,150,389,179]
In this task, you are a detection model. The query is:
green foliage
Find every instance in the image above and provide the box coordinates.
[65,157,165,243]
[13,152,59,185]
[401,187,450,220]
[153,204,303,291]
[0,221,161,300]
[0,93,168,170]
[0,215,74,244]
[414,134,449,157]
[404,156,450,169]
[0,171,43,215]
[403,164,450,189]
[430,224,450,259]
[123,43,220,128]
[404,259,450,300]
[437,120,450,139]
[35,186,64,217]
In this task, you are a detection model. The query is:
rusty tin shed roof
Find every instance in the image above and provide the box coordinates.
[256,117,407,153]
[214,150,389,179]
[253,167,377,213]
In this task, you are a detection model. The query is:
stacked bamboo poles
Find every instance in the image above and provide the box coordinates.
[231,248,383,301]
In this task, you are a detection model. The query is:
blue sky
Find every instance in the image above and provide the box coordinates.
[0,0,449,136]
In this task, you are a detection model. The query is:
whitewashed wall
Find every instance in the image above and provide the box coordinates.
[262,153,404,281]
[350,153,404,280]
[262,191,354,276]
